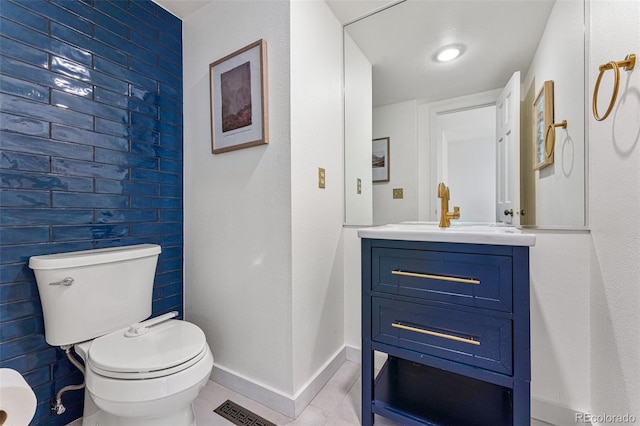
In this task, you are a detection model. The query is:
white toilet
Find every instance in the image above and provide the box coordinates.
[29,244,213,426]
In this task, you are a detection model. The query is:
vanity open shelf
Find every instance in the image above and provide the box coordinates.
[373,356,513,425]
[359,230,534,426]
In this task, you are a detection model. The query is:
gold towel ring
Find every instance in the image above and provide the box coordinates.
[545,120,567,159]
[592,54,636,121]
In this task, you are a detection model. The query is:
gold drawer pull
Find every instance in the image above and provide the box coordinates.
[391,270,480,285]
[392,322,480,346]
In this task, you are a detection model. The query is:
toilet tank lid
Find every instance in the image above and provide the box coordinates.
[29,244,161,270]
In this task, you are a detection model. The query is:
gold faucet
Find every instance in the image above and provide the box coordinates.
[438,182,460,228]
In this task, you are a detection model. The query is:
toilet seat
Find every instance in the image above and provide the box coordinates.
[87,319,207,380]
[85,342,214,415]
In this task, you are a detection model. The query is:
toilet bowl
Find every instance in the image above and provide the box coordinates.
[75,319,213,426]
[28,245,213,426]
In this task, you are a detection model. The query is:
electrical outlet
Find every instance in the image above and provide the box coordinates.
[357,178,362,194]
[318,168,325,189]
[393,188,404,199]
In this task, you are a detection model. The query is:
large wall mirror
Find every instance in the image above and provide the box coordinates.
[343,0,587,229]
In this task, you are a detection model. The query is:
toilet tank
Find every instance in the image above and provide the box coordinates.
[29,244,161,346]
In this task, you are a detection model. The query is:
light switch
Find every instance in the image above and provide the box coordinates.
[393,188,404,199]
[357,178,362,194]
[318,168,325,189]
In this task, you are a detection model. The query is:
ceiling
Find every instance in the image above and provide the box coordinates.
[152,0,394,22]
[153,0,209,19]
[324,0,400,24]
[153,0,555,107]
[339,0,555,106]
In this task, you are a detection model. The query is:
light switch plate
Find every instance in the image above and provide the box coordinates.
[357,178,362,194]
[393,188,404,199]
[318,168,325,189]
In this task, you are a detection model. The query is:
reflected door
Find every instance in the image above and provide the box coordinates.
[496,71,521,225]
[437,106,496,223]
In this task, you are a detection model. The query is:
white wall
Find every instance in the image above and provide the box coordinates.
[372,100,419,225]
[183,0,293,394]
[184,0,345,415]
[523,0,586,227]
[529,231,591,421]
[344,34,373,226]
[588,0,640,421]
[342,227,362,350]
[290,0,345,397]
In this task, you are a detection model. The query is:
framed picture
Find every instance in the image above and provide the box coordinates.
[533,80,554,170]
[372,137,390,182]
[210,40,268,154]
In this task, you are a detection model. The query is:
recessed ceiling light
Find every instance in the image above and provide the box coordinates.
[433,44,466,63]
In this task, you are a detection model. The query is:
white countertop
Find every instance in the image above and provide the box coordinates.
[357,222,536,247]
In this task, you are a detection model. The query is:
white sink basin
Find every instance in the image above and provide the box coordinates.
[357,222,535,246]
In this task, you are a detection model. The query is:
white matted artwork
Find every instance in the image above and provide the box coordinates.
[533,80,554,170]
[209,39,268,154]
[372,137,390,182]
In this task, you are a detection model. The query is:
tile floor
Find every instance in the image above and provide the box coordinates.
[194,360,554,425]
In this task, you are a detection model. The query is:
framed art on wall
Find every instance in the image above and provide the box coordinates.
[372,137,390,182]
[533,80,554,170]
[210,39,268,154]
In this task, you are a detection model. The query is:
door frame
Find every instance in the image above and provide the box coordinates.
[422,89,501,222]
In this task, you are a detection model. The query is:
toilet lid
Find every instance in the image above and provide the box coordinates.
[88,319,207,379]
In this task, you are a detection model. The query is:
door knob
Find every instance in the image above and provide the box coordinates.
[504,209,513,216]
[520,209,527,216]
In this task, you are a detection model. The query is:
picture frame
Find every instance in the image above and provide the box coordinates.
[372,137,390,182]
[533,80,554,170]
[210,40,268,154]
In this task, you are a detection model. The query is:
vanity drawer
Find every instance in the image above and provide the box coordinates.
[372,297,513,375]
[372,247,512,312]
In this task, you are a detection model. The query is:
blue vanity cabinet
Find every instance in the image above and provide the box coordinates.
[361,238,531,426]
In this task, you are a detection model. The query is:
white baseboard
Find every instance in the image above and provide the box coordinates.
[345,345,360,363]
[292,346,347,417]
[344,346,387,371]
[211,364,296,418]
[532,397,590,426]
[211,346,347,419]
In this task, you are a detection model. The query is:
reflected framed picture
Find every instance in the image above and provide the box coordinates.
[372,137,390,182]
[533,80,554,170]
[210,40,268,154]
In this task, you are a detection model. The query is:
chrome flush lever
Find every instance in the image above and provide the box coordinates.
[49,277,74,286]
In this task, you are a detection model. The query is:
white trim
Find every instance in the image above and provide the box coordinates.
[291,346,347,417]
[532,397,591,426]
[211,364,295,417]
[211,346,347,419]
[345,345,360,363]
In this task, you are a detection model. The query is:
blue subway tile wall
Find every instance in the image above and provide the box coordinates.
[0,1,183,424]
